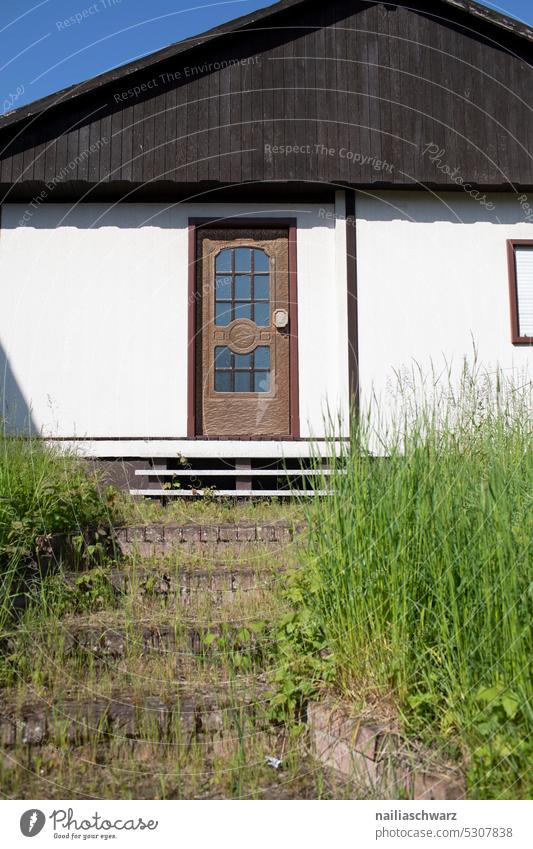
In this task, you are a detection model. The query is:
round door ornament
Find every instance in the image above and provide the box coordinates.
[227,319,259,354]
[273,308,289,329]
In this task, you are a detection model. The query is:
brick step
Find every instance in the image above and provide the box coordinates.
[114,522,304,558]
[61,563,290,603]
[115,521,303,546]
[5,620,275,662]
[32,522,304,573]
[0,685,270,749]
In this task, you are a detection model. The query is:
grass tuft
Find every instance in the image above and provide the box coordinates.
[289,366,532,798]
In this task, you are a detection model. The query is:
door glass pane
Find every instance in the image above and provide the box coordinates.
[234,275,251,301]
[215,346,232,368]
[234,302,251,320]
[215,371,232,392]
[235,353,251,369]
[254,276,269,300]
[215,249,232,273]
[253,249,269,272]
[254,372,270,392]
[235,248,251,272]
[215,276,232,300]
[254,346,270,369]
[254,302,269,326]
[215,303,232,326]
[235,372,251,392]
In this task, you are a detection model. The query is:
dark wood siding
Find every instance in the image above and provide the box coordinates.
[1,0,533,196]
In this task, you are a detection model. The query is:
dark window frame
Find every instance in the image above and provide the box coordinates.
[507,240,533,345]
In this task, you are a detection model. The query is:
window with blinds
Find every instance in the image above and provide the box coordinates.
[509,243,533,343]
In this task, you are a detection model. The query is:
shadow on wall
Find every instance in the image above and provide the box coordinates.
[0,340,38,435]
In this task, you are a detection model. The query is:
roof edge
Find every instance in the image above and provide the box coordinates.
[0,0,531,131]
[0,0,307,130]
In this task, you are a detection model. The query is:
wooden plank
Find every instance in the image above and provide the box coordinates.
[164,84,177,182]
[313,15,328,185]
[346,9,369,180]
[229,52,242,184]
[99,113,112,181]
[323,13,338,183]
[110,107,123,182]
[120,104,133,182]
[196,73,210,182]
[270,39,285,184]
[365,5,382,182]
[186,78,198,182]
[251,43,264,185]
[377,4,394,179]
[153,91,167,182]
[43,135,57,185]
[134,468,336,476]
[174,79,187,181]
[282,34,296,181]
[208,60,220,182]
[77,118,90,181]
[131,100,144,183]
[88,118,101,184]
[218,64,232,183]
[142,90,155,183]
[335,14,350,184]
[129,489,332,496]
[240,50,253,182]
[293,27,308,182]
[65,119,79,182]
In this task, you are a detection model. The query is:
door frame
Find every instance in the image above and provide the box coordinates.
[187,217,299,438]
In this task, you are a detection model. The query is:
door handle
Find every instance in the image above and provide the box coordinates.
[273,308,289,329]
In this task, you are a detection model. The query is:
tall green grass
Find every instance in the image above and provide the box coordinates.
[298,367,532,797]
[0,431,117,628]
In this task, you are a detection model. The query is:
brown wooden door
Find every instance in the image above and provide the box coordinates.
[196,228,291,437]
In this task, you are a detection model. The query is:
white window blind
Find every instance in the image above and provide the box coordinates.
[514,246,533,337]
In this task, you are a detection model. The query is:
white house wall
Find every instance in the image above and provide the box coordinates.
[3,193,530,453]
[0,202,347,441]
[356,191,532,435]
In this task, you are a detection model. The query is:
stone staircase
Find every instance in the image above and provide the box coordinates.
[0,520,345,800]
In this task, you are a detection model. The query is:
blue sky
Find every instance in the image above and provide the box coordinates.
[1,0,532,112]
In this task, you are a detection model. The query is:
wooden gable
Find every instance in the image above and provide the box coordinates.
[1,0,532,198]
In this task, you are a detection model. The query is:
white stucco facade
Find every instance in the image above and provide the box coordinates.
[0,200,348,445]
[356,191,532,423]
[0,192,530,456]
